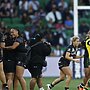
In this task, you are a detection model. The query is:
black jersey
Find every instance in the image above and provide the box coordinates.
[0,32,4,60]
[61,44,77,66]
[3,34,15,60]
[14,36,27,63]
[15,36,27,53]
[29,41,51,65]
[0,32,4,42]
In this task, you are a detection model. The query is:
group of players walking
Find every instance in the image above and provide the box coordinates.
[0,28,90,90]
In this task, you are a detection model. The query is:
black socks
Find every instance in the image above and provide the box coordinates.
[49,83,54,89]
[65,87,69,90]
[3,84,8,90]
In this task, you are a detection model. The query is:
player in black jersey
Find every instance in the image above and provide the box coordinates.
[47,36,84,90]
[3,31,16,90]
[0,32,8,90]
[27,34,51,90]
[3,28,27,90]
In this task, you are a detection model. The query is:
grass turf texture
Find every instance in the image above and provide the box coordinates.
[17,77,82,90]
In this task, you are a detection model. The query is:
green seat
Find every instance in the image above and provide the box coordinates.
[7,24,25,32]
[86,19,90,24]
[38,0,49,9]
[0,18,2,22]
[12,17,21,24]
[2,18,12,24]
[65,30,73,38]
[79,18,90,26]
[79,18,87,24]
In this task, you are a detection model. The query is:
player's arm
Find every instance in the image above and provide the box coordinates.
[65,52,79,63]
[75,55,84,59]
[4,42,19,49]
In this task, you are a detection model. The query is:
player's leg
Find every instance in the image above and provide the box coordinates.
[0,62,8,90]
[84,68,90,85]
[30,78,37,90]
[13,76,19,90]
[47,69,66,90]
[62,66,72,90]
[6,73,14,90]
[15,65,26,90]
[37,78,44,90]
[4,60,15,90]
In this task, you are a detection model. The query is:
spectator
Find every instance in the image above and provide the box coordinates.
[23,26,31,43]
[79,21,89,36]
[0,0,11,17]
[21,12,30,24]
[45,4,62,28]
[9,3,17,17]
[64,15,73,30]
[28,0,40,12]
[52,31,60,46]
[19,0,29,17]
[39,7,46,19]
[53,45,63,56]
[61,8,73,24]
[79,0,90,5]
[58,0,68,11]
[28,4,35,19]
[45,0,58,12]
[19,0,29,11]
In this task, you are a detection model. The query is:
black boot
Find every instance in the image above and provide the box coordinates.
[3,84,8,90]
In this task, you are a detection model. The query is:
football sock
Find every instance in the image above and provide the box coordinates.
[3,84,8,90]
[65,87,69,90]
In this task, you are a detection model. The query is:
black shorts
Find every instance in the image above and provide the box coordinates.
[3,60,16,73]
[28,64,43,78]
[16,61,26,68]
[0,54,3,63]
[58,57,69,69]
[0,57,3,63]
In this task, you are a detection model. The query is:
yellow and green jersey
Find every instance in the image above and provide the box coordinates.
[86,38,90,59]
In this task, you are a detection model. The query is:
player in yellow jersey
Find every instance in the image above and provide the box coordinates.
[78,31,90,90]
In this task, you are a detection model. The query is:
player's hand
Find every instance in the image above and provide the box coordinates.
[75,60,80,63]
[73,59,80,63]
[0,42,5,48]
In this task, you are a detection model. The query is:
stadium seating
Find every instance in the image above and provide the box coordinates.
[7,24,25,32]
[65,30,73,38]
[1,18,12,24]
[12,17,21,24]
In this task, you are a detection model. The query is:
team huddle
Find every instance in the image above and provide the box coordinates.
[0,28,90,90]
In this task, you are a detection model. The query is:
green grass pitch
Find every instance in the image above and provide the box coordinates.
[17,77,82,90]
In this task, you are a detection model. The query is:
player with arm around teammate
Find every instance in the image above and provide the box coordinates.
[3,28,27,90]
[3,31,16,90]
